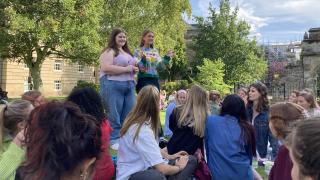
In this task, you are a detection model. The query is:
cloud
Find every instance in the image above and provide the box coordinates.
[197,0,212,17]
[191,0,320,42]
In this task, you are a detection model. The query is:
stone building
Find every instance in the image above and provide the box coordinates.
[301,27,320,95]
[0,56,97,98]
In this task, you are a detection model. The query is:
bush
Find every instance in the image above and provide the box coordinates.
[73,80,100,92]
[161,80,191,95]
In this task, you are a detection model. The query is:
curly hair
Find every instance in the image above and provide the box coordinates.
[21,101,101,180]
[67,87,107,125]
[248,82,269,112]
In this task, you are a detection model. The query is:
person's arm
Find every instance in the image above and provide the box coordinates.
[100,49,136,75]
[156,50,174,70]
[154,155,188,176]
[0,131,25,179]
[160,147,188,160]
[164,103,175,137]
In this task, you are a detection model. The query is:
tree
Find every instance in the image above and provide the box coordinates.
[158,38,189,81]
[0,0,104,90]
[192,0,267,84]
[102,0,191,81]
[0,0,192,90]
[194,58,230,94]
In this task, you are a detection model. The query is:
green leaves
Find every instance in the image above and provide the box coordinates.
[195,58,231,95]
[192,0,267,85]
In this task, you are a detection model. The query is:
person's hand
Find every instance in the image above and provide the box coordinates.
[166,50,175,58]
[172,151,188,159]
[175,155,188,171]
[13,130,25,148]
[126,65,139,73]
[140,50,146,60]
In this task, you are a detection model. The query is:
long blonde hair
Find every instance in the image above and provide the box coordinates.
[0,100,33,148]
[120,85,160,142]
[178,85,209,137]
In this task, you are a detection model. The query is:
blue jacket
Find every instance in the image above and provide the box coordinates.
[205,115,254,180]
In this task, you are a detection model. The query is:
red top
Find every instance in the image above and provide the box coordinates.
[269,145,293,180]
[93,120,115,180]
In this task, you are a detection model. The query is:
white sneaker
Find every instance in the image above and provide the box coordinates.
[111,143,119,151]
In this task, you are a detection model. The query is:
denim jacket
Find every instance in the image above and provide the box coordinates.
[247,105,269,126]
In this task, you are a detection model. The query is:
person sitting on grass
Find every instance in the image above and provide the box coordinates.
[67,87,115,180]
[268,102,306,180]
[117,85,197,180]
[15,101,101,180]
[0,100,33,180]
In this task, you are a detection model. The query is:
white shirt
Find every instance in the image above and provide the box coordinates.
[116,123,165,180]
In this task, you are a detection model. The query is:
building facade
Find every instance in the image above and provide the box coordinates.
[302,27,320,95]
[0,56,97,98]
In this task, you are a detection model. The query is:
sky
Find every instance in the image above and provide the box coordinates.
[188,0,320,44]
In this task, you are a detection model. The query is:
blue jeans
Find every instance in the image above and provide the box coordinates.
[100,76,136,145]
[254,118,279,159]
[254,118,269,158]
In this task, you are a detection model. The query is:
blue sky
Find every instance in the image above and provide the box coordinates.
[188,0,320,44]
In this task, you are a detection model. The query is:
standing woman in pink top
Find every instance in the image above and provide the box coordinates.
[99,28,138,150]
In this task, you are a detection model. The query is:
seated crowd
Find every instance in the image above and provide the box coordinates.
[0,84,320,180]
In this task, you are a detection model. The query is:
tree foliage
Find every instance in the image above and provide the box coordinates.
[0,0,104,89]
[194,58,230,94]
[192,0,267,84]
[0,0,191,90]
[103,0,192,81]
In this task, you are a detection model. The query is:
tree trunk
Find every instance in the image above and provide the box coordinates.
[29,63,42,90]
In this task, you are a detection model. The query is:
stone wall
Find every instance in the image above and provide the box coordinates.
[302,27,320,94]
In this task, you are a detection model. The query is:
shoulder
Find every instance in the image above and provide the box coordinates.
[207,115,223,125]
[100,48,115,58]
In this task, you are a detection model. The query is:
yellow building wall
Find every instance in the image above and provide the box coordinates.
[2,56,97,98]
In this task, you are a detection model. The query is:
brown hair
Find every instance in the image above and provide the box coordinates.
[289,119,320,179]
[238,87,248,96]
[178,85,208,137]
[209,90,220,102]
[248,82,269,112]
[298,92,317,109]
[103,28,132,57]
[0,100,32,148]
[269,102,305,140]
[139,29,154,48]
[22,101,101,180]
[291,90,299,97]
[120,85,160,142]
[22,91,42,106]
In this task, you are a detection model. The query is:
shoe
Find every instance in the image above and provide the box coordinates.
[111,143,119,151]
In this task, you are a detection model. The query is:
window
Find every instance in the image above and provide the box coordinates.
[78,63,84,72]
[24,63,28,69]
[54,80,62,91]
[24,77,33,92]
[54,60,62,71]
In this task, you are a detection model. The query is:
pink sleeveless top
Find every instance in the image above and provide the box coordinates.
[99,51,136,81]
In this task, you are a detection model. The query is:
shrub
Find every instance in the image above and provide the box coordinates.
[73,80,100,92]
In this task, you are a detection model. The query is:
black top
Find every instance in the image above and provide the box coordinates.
[166,106,203,155]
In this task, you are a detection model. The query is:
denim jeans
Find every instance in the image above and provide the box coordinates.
[100,76,136,145]
[254,118,279,158]
[254,116,269,158]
